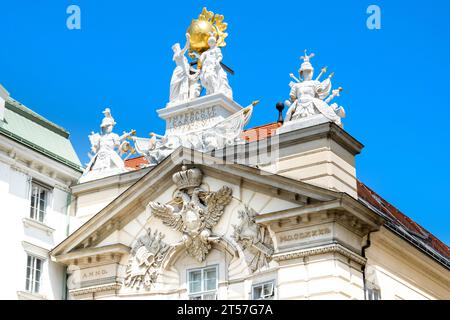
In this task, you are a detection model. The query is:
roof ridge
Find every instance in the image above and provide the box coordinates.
[243,122,281,131]
[0,126,82,171]
[6,98,70,138]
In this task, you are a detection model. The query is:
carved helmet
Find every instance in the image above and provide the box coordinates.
[299,50,315,76]
[100,108,116,128]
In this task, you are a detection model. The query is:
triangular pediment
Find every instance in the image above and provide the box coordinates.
[51,147,344,260]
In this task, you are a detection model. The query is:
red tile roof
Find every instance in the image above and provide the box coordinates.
[125,155,148,169]
[240,122,282,142]
[124,123,449,266]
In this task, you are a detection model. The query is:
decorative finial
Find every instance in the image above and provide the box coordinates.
[315,66,328,81]
[301,50,315,62]
[299,50,315,77]
[186,7,228,54]
[276,102,285,124]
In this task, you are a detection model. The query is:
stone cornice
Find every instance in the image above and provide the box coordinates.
[23,217,55,236]
[72,167,151,195]
[272,243,367,265]
[52,243,129,265]
[255,200,341,224]
[69,283,122,297]
[241,122,364,157]
[256,193,382,231]
[279,122,364,156]
[21,241,49,260]
[0,136,80,187]
[17,290,47,300]
[157,92,242,119]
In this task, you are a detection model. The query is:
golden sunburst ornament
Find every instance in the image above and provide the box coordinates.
[187,7,228,54]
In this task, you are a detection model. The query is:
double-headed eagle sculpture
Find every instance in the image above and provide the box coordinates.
[148,166,232,262]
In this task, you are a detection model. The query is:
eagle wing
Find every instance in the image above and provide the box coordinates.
[203,186,233,230]
[148,202,183,231]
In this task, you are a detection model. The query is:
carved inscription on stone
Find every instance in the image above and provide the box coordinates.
[167,106,218,133]
[277,226,332,247]
[68,264,118,289]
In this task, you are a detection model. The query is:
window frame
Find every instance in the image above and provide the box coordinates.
[367,287,381,300]
[252,280,275,300]
[29,181,50,223]
[25,254,43,294]
[187,265,219,300]
[366,282,381,300]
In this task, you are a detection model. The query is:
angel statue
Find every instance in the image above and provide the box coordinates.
[197,32,233,99]
[81,108,135,181]
[284,50,346,126]
[147,166,233,262]
[168,34,201,106]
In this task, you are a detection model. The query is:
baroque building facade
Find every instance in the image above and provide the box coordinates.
[51,136,450,300]
[2,7,450,300]
[0,84,82,299]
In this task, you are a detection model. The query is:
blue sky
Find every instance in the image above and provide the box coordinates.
[1,1,449,245]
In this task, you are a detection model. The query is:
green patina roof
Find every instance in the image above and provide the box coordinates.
[0,98,82,171]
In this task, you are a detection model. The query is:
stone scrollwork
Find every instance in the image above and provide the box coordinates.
[148,166,233,262]
[233,206,274,272]
[124,228,170,290]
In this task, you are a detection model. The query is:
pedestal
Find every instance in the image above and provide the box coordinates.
[276,114,331,135]
[157,93,243,136]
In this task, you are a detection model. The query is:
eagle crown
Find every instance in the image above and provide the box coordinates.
[172,165,203,190]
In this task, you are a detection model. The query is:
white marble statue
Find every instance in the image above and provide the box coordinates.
[133,101,255,166]
[81,108,135,181]
[198,33,233,99]
[284,50,345,126]
[168,34,201,106]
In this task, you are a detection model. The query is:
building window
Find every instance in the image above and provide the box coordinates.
[252,281,275,300]
[188,266,218,300]
[25,255,43,293]
[29,182,49,223]
[367,286,381,300]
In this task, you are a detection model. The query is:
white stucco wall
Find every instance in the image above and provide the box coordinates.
[366,228,450,300]
[0,154,78,300]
